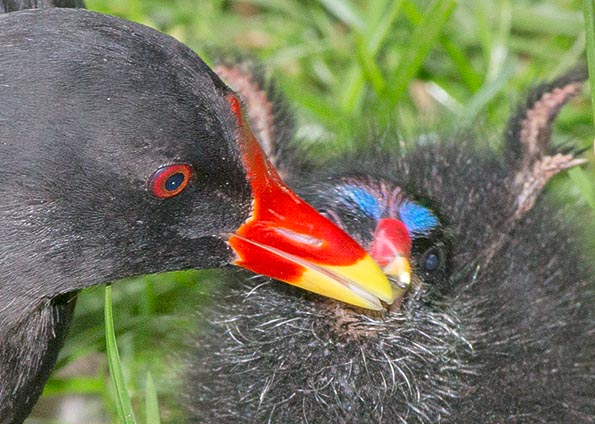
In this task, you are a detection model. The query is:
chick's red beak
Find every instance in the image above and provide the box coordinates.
[369,218,413,299]
[225,95,393,310]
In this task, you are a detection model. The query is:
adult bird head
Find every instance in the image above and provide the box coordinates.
[0,8,392,309]
[0,8,394,423]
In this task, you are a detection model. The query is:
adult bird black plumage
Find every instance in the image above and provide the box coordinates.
[183,66,595,423]
[0,0,83,13]
[0,8,394,423]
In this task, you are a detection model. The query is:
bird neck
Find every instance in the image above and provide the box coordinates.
[0,293,76,424]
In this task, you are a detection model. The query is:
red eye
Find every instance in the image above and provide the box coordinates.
[149,164,193,198]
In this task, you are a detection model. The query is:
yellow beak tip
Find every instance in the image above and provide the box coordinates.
[289,254,396,310]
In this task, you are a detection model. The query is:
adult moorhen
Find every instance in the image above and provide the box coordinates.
[0,9,394,424]
[0,0,83,13]
[184,66,595,422]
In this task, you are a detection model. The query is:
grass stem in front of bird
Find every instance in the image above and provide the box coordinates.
[105,285,138,424]
[145,372,161,424]
[582,0,595,128]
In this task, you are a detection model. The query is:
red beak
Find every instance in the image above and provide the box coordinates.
[369,218,413,299]
[225,95,395,310]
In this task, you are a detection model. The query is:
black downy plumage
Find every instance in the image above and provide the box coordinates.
[184,66,595,423]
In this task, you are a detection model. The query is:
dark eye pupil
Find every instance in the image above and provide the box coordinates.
[424,252,439,271]
[165,173,185,191]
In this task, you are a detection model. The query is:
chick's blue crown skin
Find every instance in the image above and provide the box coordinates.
[335,183,440,237]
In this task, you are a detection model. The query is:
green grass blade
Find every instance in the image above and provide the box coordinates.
[386,0,456,107]
[105,285,137,424]
[440,36,483,91]
[145,372,161,424]
[568,167,595,211]
[366,0,405,54]
[355,34,386,94]
[460,59,515,123]
[514,4,583,36]
[583,0,595,128]
[338,0,403,112]
[403,1,482,92]
[42,376,105,396]
[250,0,313,24]
[318,0,365,30]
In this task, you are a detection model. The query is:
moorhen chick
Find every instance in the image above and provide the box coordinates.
[184,67,595,422]
[0,9,394,424]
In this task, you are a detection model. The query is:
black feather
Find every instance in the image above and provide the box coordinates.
[0,9,254,423]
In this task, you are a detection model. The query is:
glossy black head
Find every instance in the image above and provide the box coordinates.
[1,8,392,308]
[0,0,84,13]
[0,9,253,295]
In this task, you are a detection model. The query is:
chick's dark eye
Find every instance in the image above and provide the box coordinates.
[149,164,193,198]
[420,247,440,273]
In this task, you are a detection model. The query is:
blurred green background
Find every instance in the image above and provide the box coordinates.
[26,0,594,423]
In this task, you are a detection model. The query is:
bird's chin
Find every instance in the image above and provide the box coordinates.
[322,273,425,331]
